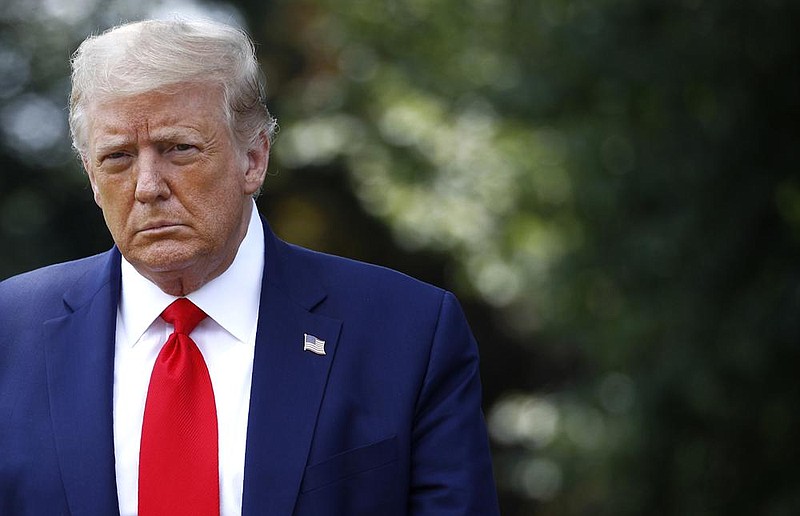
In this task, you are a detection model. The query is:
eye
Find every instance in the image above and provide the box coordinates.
[103,151,128,161]
[173,143,195,152]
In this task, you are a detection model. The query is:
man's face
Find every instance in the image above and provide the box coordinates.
[83,84,268,294]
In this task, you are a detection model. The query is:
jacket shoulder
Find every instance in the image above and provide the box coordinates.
[0,252,113,321]
[286,243,446,301]
[278,243,457,334]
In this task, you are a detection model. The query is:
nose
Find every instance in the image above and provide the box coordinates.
[134,150,170,203]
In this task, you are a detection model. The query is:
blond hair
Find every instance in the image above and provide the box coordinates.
[69,19,277,154]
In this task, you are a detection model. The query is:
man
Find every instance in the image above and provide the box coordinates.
[0,19,499,515]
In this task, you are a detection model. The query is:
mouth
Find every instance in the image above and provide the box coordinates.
[138,222,184,234]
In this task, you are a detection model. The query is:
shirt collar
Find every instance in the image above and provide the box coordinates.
[119,200,265,346]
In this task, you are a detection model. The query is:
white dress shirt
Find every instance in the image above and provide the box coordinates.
[113,203,264,516]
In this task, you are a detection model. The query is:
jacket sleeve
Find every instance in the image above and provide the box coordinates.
[410,291,500,514]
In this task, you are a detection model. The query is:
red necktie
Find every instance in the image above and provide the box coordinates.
[139,298,219,516]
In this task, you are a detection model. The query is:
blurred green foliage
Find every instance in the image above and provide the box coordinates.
[2,0,799,514]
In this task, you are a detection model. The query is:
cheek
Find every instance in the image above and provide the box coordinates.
[94,179,135,230]
[100,202,128,235]
[85,169,104,207]
[91,180,108,207]
[190,170,245,210]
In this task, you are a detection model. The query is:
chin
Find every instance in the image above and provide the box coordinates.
[124,242,206,275]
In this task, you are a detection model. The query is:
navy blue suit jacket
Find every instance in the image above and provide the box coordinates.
[0,218,499,515]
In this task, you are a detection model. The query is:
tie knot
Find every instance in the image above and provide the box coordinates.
[161,298,207,335]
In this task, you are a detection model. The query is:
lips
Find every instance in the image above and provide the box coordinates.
[138,222,183,234]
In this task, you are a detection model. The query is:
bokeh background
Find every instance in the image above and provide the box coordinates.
[2,0,799,514]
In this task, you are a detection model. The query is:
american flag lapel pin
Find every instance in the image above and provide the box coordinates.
[303,333,326,355]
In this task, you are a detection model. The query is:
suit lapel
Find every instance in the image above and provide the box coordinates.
[242,220,342,515]
[44,250,121,516]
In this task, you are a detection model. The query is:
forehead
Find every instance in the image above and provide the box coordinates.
[86,84,227,144]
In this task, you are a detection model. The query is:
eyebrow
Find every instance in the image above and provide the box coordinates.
[93,136,134,155]
[148,127,203,143]
[92,127,203,153]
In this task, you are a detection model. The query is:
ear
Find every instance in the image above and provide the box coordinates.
[243,131,270,196]
[81,153,103,208]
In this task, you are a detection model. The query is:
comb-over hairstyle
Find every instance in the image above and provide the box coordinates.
[69,19,277,154]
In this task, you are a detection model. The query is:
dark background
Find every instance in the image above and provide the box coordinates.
[2,0,799,514]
